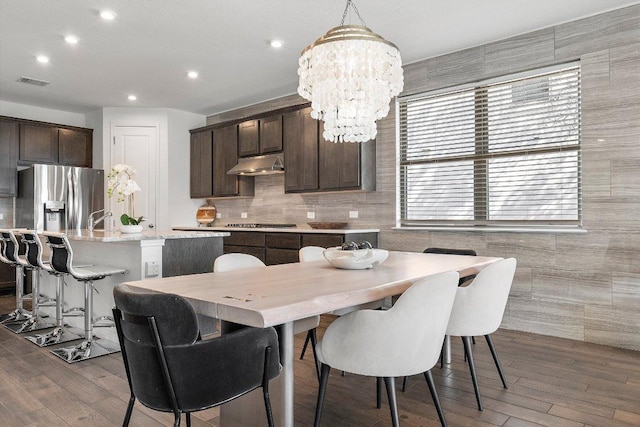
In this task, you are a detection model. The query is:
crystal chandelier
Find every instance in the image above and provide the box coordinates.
[297,0,404,143]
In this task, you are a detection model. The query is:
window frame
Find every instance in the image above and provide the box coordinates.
[396,63,583,232]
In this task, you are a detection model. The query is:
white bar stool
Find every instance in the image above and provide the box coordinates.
[20,230,84,346]
[0,229,33,327]
[43,232,127,363]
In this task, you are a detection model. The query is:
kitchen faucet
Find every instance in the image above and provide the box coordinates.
[88,209,112,231]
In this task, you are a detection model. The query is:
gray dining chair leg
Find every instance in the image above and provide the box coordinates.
[462,336,483,411]
[309,328,320,381]
[123,394,135,426]
[300,330,311,359]
[314,363,331,427]
[485,334,508,389]
[424,370,447,427]
[185,412,191,427]
[262,346,275,427]
[383,377,399,427]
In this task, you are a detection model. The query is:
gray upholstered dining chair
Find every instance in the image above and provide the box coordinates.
[423,247,477,286]
[113,283,281,427]
[446,257,517,411]
[314,271,460,427]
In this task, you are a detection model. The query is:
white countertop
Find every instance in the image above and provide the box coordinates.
[64,229,229,242]
[172,226,380,234]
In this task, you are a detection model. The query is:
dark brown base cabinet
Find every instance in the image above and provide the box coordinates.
[0,261,16,295]
[223,231,379,265]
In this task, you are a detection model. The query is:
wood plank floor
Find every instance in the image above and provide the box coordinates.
[1,294,640,427]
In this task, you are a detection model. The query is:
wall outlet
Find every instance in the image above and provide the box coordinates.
[307,211,316,219]
[241,212,248,219]
[0,213,3,220]
[216,212,221,218]
[349,210,359,219]
[145,261,160,278]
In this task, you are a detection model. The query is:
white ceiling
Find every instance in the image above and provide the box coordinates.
[1,0,638,117]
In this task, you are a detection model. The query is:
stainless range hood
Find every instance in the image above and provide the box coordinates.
[227,153,284,176]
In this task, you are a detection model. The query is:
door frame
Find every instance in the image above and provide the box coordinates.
[108,122,161,230]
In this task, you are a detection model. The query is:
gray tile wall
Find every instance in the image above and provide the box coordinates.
[205,5,640,351]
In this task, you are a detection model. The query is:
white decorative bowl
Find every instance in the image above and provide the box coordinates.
[323,248,389,270]
[120,224,143,234]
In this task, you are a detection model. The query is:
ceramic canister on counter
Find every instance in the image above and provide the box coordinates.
[196,204,217,226]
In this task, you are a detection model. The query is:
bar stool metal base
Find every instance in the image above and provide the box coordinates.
[50,338,120,363]
[25,326,84,347]
[3,316,55,334]
[0,309,32,324]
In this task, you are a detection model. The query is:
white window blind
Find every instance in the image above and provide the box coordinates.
[399,66,581,228]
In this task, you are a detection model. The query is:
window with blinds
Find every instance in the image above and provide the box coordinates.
[398,65,581,228]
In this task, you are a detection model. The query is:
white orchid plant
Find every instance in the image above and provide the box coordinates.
[107,164,145,226]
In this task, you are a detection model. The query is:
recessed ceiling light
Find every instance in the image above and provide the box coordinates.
[100,10,116,20]
[270,40,283,48]
[65,35,79,44]
[36,55,49,63]
[187,71,199,79]
[128,95,137,101]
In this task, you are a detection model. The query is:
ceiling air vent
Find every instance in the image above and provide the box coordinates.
[17,76,50,87]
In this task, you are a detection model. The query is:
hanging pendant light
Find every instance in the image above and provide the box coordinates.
[297,0,404,143]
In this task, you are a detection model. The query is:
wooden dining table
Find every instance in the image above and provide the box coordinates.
[124,250,501,426]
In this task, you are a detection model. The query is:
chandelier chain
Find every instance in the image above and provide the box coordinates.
[340,0,367,27]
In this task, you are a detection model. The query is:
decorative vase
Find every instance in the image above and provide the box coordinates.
[120,224,143,234]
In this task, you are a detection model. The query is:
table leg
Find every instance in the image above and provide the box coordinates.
[219,321,295,427]
[280,321,294,427]
[443,335,451,364]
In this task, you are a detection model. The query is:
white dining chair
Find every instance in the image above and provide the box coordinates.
[214,252,322,378]
[314,271,460,427]
[213,253,266,272]
[297,246,386,367]
[446,257,517,411]
[298,246,326,262]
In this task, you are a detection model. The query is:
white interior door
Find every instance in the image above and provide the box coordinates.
[111,125,158,229]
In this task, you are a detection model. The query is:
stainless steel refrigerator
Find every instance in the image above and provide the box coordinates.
[15,164,104,232]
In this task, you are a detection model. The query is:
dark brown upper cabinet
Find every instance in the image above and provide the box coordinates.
[16,120,93,167]
[19,123,58,164]
[238,119,259,157]
[284,109,376,193]
[213,124,253,197]
[58,128,92,167]
[319,138,363,190]
[0,119,19,197]
[238,115,283,157]
[259,114,283,154]
[283,107,319,193]
[190,129,213,198]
